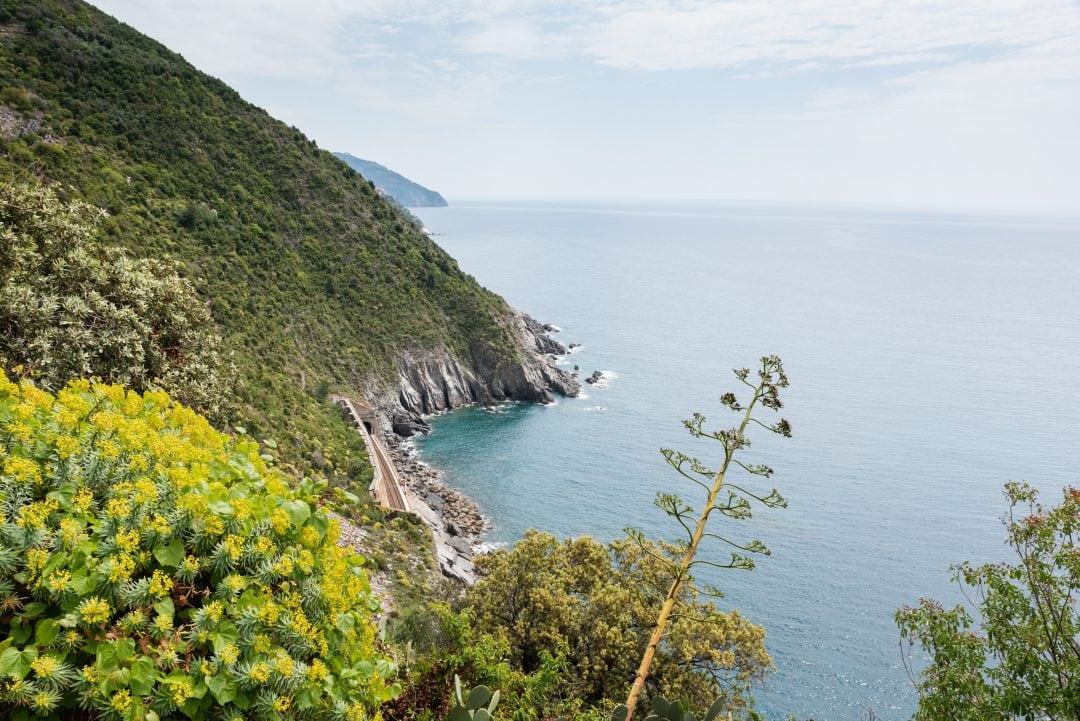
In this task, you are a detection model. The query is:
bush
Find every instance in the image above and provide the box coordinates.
[0,371,399,720]
[897,482,1080,721]
[463,531,772,717]
[0,179,234,424]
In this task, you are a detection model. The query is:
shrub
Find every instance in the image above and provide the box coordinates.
[463,531,771,716]
[0,371,399,720]
[897,482,1080,721]
[0,179,234,424]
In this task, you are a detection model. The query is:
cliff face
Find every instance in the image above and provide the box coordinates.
[376,312,579,434]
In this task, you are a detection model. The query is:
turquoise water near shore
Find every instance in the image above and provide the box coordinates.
[411,201,1080,720]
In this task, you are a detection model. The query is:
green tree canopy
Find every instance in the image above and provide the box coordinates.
[463,530,772,717]
[0,179,233,422]
[897,482,1080,720]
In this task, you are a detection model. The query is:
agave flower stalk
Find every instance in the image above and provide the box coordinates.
[624,356,792,720]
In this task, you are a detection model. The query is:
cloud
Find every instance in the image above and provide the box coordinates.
[580,0,1078,71]
[95,0,1080,81]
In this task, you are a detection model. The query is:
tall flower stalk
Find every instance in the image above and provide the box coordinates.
[623,356,792,720]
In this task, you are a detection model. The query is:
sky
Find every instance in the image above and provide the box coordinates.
[92,1,1080,214]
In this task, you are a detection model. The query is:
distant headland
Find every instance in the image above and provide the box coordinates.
[334,152,448,207]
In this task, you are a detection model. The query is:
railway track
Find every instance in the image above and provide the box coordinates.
[332,396,411,513]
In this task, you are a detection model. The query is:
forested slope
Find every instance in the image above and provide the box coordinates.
[0,0,552,479]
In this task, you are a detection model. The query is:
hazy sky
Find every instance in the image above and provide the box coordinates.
[92,1,1080,214]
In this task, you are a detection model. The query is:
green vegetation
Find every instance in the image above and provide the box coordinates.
[897,482,1080,721]
[462,532,771,717]
[388,601,581,721]
[0,3,806,719]
[0,178,233,423]
[388,359,793,721]
[0,0,526,481]
[0,371,397,720]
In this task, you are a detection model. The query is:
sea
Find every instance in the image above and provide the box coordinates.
[409,200,1080,721]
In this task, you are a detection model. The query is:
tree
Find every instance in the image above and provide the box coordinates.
[463,530,772,717]
[0,179,233,422]
[897,482,1080,720]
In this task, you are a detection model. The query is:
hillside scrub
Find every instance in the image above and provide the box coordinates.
[898,482,1080,720]
[0,371,398,720]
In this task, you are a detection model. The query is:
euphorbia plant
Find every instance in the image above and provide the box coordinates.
[0,371,399,721]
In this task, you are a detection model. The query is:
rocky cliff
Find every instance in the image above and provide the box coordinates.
[374,311,579,435]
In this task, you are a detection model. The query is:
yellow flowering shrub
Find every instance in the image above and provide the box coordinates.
[0,373,398,720]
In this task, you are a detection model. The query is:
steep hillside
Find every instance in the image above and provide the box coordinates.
[334,152,448,207]
[0,0,575,479]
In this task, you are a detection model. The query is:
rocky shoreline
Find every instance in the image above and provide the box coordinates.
[377,311,581,436]
[385,436,487,537]
[381,430,487,584]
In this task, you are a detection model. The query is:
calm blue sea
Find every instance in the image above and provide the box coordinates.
[410,200,1080,721]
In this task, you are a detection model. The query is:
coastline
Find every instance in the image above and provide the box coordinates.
[358,316,582,586]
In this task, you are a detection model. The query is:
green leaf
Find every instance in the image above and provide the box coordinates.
[210,623,237,653]
[207,674,236,704]
[70,571,95,595]
[154,539,185,568]
[10,623,31,645]
[0,646,36,679]
[284,499,311,528]
[129,657,157,695]
[34,618,58,646]
[448,706,472,721]
[115,637,136,662]
[294,687,317,710]
[208,499,233,515]
[465,686,491,711]
[20,602,47,619]
[153,598,175,618]
[308,511,329,537]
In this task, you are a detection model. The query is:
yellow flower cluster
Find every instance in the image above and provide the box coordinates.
[78,597,112,626]
[111,689,132,714]
[17,498,59,529]
[249,662,271,684]
[3,455,41,485]
[0,374,398,718]
[149,570,173,598]
[30,655,58,678]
